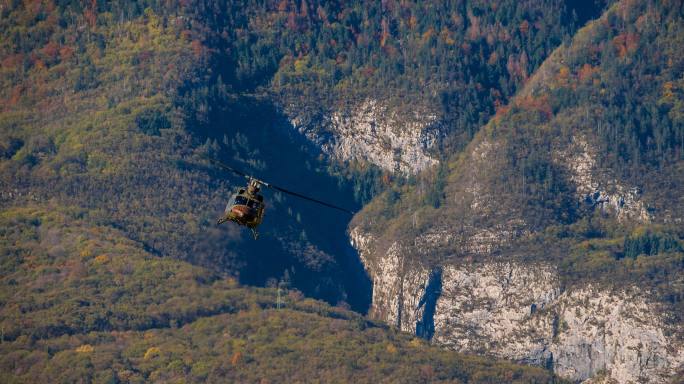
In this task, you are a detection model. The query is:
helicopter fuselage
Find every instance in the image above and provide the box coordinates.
[224,198,264,228]
[217,185,265,238]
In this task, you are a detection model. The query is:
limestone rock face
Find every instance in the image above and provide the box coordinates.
[350,228,684,383]
[433,263,560,365]
[558,136,652,223]
[350,229,429,332]
[288,99,442,174]
[549,288,683,383]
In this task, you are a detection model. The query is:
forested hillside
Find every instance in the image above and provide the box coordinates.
[0,0,582,381]
[0,0,375,310]
[4,0,682,382]
[258,0,608,152]
[353,0,684,308]
[0,206,562,383]
[259,0,612,176]
[0,0,611,310]
[350,0,684,381]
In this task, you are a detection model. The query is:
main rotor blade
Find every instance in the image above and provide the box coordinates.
[202,155,355,215]
[265,183,356,215]
[202,156,251,180]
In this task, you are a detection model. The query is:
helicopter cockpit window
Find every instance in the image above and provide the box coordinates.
[233,195,249,206]
[246,199,260,208]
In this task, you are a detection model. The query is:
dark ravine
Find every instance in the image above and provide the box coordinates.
[194,96,372,312]
[415,267,443,341]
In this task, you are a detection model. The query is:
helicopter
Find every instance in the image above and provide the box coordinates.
[204,157,355,239]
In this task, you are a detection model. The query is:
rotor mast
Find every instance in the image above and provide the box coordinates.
[247,178,261,196]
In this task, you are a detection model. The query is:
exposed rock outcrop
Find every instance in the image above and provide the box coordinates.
[559,136,652,223]
[350,229,429,330]
[288,99,442,174]
[350,228,684,383]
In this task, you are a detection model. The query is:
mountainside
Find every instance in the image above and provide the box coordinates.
[2,0,684,383]
[0,0,375,311]
[0,0,573,382]
[0,206,562,383]
[273,0,610,176]
[351,0,684,382]
[0,0,613,315]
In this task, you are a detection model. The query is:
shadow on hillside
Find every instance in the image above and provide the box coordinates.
[190,95,372,314]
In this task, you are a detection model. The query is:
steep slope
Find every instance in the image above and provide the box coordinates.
[0,2,566,381]
[0,0,371,310]
[0,205,563,383]
[270,0,611,176]
[351,0,684,382]
[3,1,681,382]
[0,0,614,316]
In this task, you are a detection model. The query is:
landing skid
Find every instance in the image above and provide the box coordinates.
[216,215,259,240]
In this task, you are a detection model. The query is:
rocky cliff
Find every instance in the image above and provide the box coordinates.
[288,99,442,174]
[351,228,684,383]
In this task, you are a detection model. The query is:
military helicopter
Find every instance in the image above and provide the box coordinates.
[204,157,355,239]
